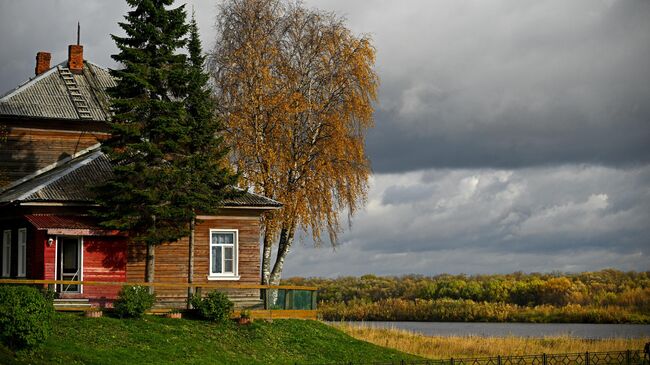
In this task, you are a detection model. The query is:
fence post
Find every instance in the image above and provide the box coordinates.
[543,353,547,365]
[626,350,630,365]
[585,352,589,365]
[451,357,455,365]
[262,288,267,310]
[498,356,502,365]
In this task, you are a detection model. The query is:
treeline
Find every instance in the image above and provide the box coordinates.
[284,270,650,323]
[319,299,649,323]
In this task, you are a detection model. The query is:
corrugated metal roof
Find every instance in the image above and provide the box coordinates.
[24,214,123,236]
[225,188,284,207]
[0,61,114,121]
[25,214,102,230]
[0,148,282,208]
[0,149,110,203]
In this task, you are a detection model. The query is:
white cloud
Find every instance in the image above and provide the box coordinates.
[283,164,650,276]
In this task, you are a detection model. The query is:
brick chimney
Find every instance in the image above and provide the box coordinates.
[68,44,84,74]
[35,52,51,76]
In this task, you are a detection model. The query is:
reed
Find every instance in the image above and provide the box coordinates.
[335,323,649,359]
[337,324,648,358]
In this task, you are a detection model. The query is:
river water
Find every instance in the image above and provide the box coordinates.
[343,322,650,339]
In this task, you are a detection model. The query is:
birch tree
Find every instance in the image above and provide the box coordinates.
[210,0,378,284]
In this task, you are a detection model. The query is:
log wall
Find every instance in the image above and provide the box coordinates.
[126,210,264,307]
[0,125,108,187]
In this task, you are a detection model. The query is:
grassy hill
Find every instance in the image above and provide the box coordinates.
[1,313,420,365]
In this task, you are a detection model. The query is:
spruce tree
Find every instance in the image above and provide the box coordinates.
[94,0,236,288]
[178,13,238,300]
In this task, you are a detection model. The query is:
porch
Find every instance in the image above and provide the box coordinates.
[0,278,319,320]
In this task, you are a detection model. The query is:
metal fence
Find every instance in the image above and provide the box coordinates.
[303,350,645,365]
[264,288,318,310]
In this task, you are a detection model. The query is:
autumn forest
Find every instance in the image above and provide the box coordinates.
[285,270,650,323]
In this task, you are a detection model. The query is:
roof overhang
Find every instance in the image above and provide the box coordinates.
[24,214,123,237]
[220,205,281,210]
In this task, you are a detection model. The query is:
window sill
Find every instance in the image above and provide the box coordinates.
[207,275,241,281]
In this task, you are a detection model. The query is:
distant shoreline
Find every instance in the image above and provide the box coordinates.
[319,298,650,324]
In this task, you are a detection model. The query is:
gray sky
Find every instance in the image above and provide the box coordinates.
[1,0,648,277]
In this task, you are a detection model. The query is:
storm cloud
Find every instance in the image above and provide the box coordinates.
[354,0,650,172]
[1,0,648,276]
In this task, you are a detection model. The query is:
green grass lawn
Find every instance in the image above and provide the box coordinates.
[1,313,420,365]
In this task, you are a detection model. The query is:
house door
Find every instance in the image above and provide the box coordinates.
[57,237,82,293]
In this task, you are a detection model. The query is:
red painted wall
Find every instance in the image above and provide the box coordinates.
[82,236,127,302]
[41,235,127,303]
[43,232,56,281]
[30,228,46,279]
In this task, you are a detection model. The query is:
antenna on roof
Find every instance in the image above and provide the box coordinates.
[77,22,80,45]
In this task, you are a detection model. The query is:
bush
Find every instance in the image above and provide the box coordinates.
[190,290,234,322]
[113,286,156,318]
[0,285,55,349]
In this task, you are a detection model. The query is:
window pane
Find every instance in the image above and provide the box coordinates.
[225,247,233,260]
[62,239,78,273]
[212,246,222,273]
[225,259,233,273]
[213,233,233,245]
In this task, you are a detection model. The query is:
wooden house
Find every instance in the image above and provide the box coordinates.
[0,43,281,308]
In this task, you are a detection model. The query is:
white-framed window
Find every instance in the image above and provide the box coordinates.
[2,230,11,277]
[208,229,239,280]
[17,228,27,277]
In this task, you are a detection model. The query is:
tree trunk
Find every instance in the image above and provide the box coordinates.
[187,216,195,309]
[269,225,295,285]
[145,243,156,294]
[261,231,273,285]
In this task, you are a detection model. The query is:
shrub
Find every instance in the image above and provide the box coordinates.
[190,290,234,322]
[0,285,55,349]
[113,286,156,318]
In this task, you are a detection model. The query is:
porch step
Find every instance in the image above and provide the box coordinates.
[54,298,92,308]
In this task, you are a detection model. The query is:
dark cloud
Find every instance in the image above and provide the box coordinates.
[0,1,127,90]
[2,1,649,174]
[359,0,650,172]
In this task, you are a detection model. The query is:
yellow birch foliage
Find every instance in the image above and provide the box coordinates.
[210,0,378,278]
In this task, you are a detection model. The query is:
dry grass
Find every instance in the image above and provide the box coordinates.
[336,323,649,359]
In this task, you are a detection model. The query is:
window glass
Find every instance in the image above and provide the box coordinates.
[2,230,10,277]
[210,231,236,276]
[17,229,26,277]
